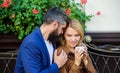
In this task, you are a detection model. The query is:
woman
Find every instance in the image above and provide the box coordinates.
[56,19,97,73]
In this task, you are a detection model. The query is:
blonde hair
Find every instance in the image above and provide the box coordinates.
[61,19,84,46]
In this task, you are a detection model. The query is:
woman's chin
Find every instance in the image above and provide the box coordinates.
[69,45,76,48]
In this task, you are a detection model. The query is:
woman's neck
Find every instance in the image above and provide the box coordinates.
[66,45,75,53]
[69,48,75,53]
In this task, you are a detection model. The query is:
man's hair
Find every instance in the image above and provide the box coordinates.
[43,7,70,26]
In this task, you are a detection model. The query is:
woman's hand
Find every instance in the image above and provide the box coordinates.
[82,43,88,66]
[81,43,88,66]
[74,47,84,66]
[83,52,88,66]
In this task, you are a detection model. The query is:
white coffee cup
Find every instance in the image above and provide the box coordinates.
[75,46,85,53]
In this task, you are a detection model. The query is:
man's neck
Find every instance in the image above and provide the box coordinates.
[40,24,51,40]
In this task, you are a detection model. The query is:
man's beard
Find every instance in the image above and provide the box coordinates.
[48,29,62,46]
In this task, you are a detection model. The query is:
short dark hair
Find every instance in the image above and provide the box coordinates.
[43,7,70,26]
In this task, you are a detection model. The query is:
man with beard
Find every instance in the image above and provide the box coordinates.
[14,7,70,73]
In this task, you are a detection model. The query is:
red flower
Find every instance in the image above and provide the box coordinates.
[5,0,12,2]
[1,1,9,8]
[1,0,12,8]
[65,9,71,15]
[11,14,15,18]
[80,0,87,5]
[6,0,12,5]
[32,8,39,14]
[96,11,101,15]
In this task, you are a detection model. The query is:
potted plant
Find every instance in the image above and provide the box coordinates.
[0,0,93,40]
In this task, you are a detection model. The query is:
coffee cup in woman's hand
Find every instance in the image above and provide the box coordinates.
[75,46,85,53]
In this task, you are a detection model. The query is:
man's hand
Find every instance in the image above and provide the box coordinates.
[54,49,68,68]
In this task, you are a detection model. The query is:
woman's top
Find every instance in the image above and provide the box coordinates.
[57,46,97,73]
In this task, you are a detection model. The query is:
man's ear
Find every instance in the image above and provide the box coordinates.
[52,20,58,29]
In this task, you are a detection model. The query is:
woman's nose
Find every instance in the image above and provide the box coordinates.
[71,37,76,41]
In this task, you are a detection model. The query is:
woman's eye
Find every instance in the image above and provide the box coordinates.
[66,34,72,37]
[75,34,80,37]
